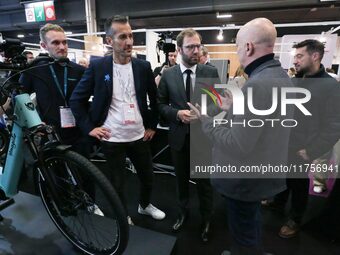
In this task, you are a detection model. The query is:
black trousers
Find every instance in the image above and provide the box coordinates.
[225,197,263,255]
[274,152,310,224]
[101,138,154,213]
[171,135,213,221]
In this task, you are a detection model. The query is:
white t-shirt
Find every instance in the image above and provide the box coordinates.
[102,61,144,142]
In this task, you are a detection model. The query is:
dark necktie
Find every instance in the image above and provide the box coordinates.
[184,69,193,102]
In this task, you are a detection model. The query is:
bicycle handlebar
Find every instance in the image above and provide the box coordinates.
[0,56,71,116]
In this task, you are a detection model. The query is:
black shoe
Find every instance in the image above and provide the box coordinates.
[201,221,210,242]
[172,212,188,232]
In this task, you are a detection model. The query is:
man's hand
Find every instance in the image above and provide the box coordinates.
[89,127,111,140]
[297,149,310,161]
[219,90,233,111]
[160,65,169,75]
[144,129,156,141]
[177,109,197,124]
[187,103,202,119]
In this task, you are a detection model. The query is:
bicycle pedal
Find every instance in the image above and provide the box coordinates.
[0,198,15,211]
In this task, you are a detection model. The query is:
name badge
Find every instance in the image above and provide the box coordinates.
[123,103,136,124]
[60,106,76,128]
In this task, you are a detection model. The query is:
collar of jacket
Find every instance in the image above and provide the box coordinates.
[244,53,275,77]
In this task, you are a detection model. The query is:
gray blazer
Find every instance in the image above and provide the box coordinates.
[202,59,294,201]
[158,64,220,151]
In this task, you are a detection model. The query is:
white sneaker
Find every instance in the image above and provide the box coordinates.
[138,204,166,220]
[88,204,104,216]
[127,216,134,225]
[313,185,327,193]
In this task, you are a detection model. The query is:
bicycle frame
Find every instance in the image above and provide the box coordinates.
[0,93,42,197]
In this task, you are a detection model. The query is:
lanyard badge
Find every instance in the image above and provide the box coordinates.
[50,65,75,128]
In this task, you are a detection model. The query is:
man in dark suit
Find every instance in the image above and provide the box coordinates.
[158,28,220,242]
[199,46,215,67]
[20,23,86,151]
[69,15,165,224]
[189,18,294,254]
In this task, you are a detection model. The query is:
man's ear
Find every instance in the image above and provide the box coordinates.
[246,42,254,56]
[177,46,182,55]
[106,37,112,45]
[311,52,320,62]
[40,41,47,50]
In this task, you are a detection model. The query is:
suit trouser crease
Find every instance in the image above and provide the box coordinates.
[171,135,213,220]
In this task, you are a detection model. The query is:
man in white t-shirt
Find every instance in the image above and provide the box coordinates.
[70,15,165,223]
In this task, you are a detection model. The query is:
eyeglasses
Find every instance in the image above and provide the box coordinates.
[183,44,202,51]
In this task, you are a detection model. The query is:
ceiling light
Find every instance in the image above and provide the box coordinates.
[65,31,73,35]
[17,34,25,38]
[217,29,224,41]
[216,12,232,19]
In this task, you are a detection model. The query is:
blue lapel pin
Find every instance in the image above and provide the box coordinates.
[104,74,111,82]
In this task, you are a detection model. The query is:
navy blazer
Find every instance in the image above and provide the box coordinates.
[69,56,158,136]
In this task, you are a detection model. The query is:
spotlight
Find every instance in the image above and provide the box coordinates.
[217,12,232,19]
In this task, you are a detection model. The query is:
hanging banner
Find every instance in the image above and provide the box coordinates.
[44,3,56,21]
[25,1,56,23]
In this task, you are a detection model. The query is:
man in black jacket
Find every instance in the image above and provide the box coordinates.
[277,39,340,238]
[19,23,86,152]
[189,18,294,254]
[154,50,177,86]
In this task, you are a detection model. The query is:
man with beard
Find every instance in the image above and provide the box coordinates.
[70,15,165,224]
[274,39,340,239]
[158,28,220,242]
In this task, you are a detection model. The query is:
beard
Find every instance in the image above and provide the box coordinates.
[295,65,310,76]
[181,53,198,67]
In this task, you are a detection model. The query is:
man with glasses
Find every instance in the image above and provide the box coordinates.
[70,15,165,224]
[158,28,220,242]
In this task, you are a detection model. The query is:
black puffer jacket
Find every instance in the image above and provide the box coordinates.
[289,64,340,160]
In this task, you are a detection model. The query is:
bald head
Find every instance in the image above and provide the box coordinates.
[236,18,277,67]
[238,18,276,49]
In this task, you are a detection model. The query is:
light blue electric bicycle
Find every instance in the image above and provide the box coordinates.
[0,58,128,255]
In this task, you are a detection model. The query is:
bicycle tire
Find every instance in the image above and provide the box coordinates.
[35,150,129,255]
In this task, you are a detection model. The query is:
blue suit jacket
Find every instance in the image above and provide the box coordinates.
[69,56,158,136]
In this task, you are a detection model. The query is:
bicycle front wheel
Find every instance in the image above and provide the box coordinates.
[35,150,129,255]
